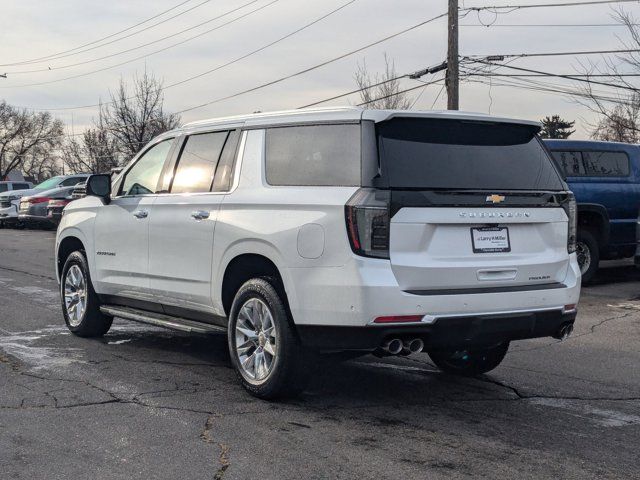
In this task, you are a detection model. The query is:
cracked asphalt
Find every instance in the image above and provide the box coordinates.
[0,229,639,479]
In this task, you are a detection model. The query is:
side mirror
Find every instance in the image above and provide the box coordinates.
[86,174,111,204]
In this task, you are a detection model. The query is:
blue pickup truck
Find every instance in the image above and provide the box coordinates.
[544,139,640,282]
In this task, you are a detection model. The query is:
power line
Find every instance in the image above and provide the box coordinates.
[175,11,448,114]
[6,0,260,75]
[9,0,356,113]
[463,47,640,59]
[298,62,446,108]
[1,0,275,87]
[460,23,638,27]
[465,58,639,91]
[466,0,640,11]
[27,10,447,114]
[0,0,202,67]
[357,78,445,106]
[466,73,640,77]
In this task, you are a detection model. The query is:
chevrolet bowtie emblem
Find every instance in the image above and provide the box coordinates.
[486,194,506,204]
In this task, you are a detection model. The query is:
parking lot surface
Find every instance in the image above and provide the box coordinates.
[0,228,639,479]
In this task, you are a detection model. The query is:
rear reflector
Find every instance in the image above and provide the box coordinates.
[373,315,424,324]
[563,304,577,313]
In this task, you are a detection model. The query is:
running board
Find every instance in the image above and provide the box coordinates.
[100,305,226,334]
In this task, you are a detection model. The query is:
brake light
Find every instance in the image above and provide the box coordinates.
[27,197,50,204]
[561,192,577,254]
[345,188,391,259]
[48,199,69,207]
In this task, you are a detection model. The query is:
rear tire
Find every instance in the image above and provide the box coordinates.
[576,229,599,283]
[428,342,509,376]
[61,251,113,337]
[228,278,308,399]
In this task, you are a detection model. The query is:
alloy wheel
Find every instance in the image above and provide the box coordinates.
[234,298,278,384]
[576,241,591,275]
[64,264,87,327]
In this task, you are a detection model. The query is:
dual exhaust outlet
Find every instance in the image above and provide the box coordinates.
[381,337,424,356]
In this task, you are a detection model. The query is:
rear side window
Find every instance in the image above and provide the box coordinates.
[13,183,30,190]
[265,124,361,186]
[171,131,228,193]
[551,150,630,177]
[376,118,564,191]
[0,184,7,193]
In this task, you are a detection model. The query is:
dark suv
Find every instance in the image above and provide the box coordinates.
[545,139,640,282]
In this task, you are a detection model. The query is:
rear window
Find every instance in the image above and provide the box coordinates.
[376,118,564,191]
[551,150,630,177]
[265,124,361,186]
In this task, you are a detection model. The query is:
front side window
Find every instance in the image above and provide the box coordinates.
[265,124,361,186]
[121,139,173,196]
[171,131,228,194]
[551,150,630,177]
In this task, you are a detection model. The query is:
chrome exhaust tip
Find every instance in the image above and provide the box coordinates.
[402,338,424,355]
[553,323,574,341]
[381,338,403,355]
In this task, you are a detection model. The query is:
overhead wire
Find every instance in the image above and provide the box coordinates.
[0,0,204,67]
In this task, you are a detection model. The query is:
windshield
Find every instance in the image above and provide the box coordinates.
[34,176,62,190]
[376,118,564,191]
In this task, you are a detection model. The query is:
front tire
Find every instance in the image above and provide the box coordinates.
[428,342,509,376]
[61,251,113,337]
[227,278,307,399]
[576,229,599,283]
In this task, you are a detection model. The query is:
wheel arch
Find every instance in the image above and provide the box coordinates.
[217,241,295,320]
[577,203,609,247]
[56,230,89,282]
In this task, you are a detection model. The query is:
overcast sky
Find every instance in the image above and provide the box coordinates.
[0,0,636,139]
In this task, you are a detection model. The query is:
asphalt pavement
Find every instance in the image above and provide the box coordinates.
[0,228,638,479]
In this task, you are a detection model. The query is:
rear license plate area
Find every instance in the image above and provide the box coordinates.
[471,227,510,253]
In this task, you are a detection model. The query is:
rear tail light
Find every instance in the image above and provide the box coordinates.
[48,199,69,207]
[27,197,50,205]
[561,192,577,254]
[345,188,391,259]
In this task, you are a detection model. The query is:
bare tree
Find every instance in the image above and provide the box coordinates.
[354,54,412,109]
[64,113,120,174]
[576,8,640,142]
[100,70,181,160]
[21,146,62,182]
[0,101,64,180]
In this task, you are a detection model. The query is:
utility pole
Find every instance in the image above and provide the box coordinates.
[446,0,459,110]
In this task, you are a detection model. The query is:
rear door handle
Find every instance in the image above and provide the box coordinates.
[190,210,210,220]
[133,210,148,219]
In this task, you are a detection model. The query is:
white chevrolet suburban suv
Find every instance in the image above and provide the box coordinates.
[55,107,581,399]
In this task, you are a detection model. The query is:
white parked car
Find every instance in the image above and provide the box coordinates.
[0,175,89,226]
[55,108,581,399]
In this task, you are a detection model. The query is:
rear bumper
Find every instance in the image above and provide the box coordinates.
[18,213,54,226]
[297,309,577,351]
[285,253,581,350]
[0,204,18,219]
